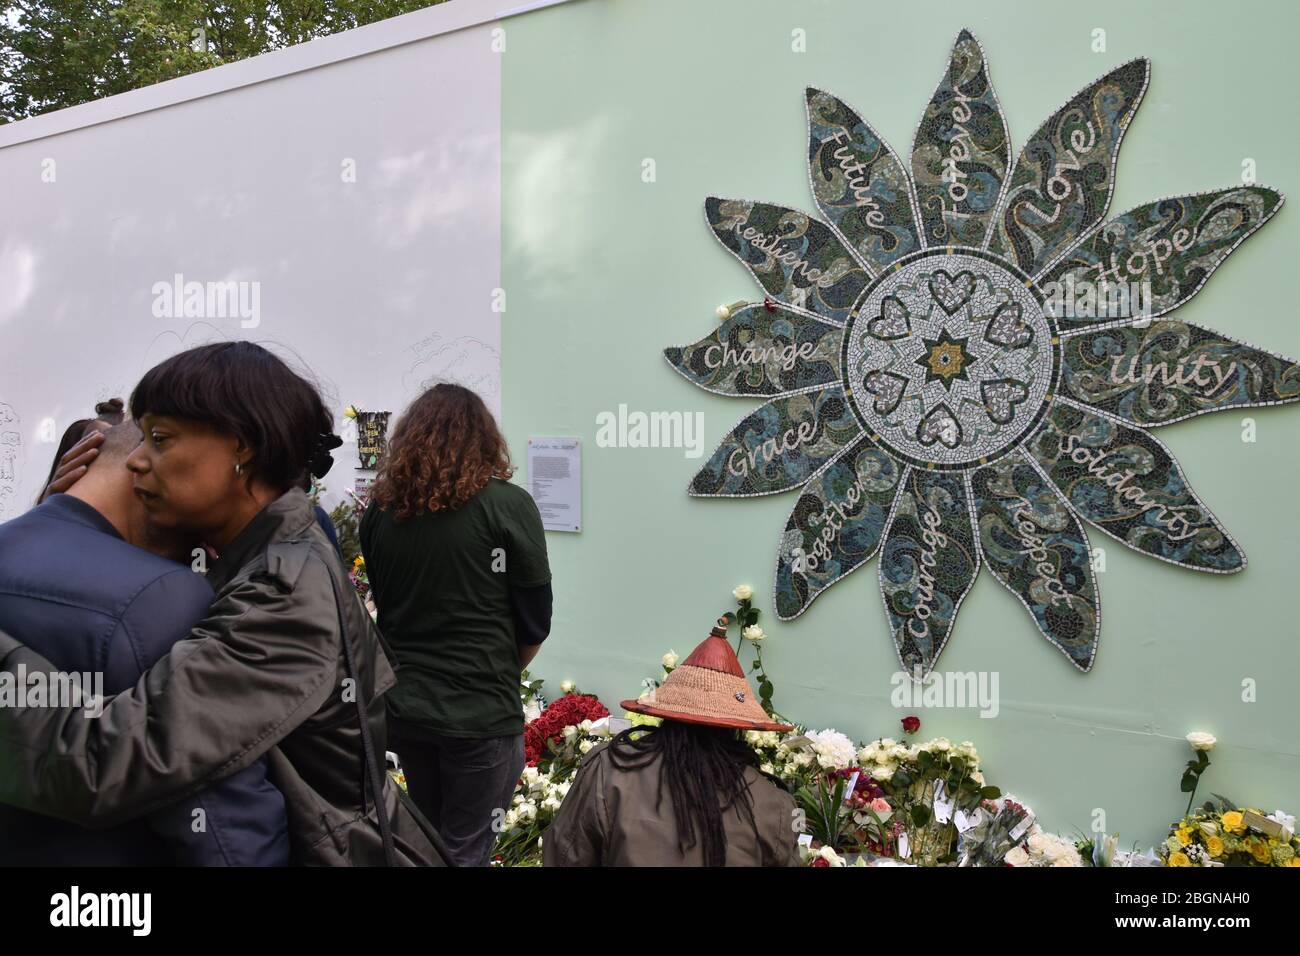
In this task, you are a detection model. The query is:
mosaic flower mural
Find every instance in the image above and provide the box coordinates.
[665,30,1297,678]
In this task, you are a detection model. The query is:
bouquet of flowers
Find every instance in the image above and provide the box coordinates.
[1076,833,1162,867]
[954,794,1035,867]
[858,736,1002,866]
[522,690,610,767]
[491,763,571,867]
[1161,797,1298,867]
[1004,825,1083,867]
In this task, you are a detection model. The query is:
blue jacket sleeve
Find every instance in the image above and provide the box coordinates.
[115,568,291,866]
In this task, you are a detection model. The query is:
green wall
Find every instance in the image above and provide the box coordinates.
[501,0,1300,845]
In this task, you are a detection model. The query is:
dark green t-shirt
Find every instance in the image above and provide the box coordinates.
[359,478,551,738]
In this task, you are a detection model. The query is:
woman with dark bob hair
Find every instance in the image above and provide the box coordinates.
[0,342,445,865]
[361,382,553,867]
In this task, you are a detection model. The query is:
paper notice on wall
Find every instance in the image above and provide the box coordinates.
[528,437,581,533]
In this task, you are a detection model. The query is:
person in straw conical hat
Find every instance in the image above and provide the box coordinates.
[543,619,801,867]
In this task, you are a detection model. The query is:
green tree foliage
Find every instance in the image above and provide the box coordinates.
[1,1,445,123]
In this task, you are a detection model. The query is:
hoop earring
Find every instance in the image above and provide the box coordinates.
[234,462,243,476]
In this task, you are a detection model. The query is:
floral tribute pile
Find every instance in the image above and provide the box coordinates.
[491,587,1296,868]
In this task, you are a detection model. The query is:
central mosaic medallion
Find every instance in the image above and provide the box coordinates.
[842,248,1060,470]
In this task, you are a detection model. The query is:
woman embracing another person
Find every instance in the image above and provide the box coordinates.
[0,342,446,866]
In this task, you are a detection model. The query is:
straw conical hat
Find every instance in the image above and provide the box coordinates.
[622,620,793,732]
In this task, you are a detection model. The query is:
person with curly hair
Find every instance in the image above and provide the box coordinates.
[360,383,552,867]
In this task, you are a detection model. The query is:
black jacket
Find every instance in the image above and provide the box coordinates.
[0,488,443,865]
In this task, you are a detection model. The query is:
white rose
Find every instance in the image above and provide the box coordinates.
[760,762,775,775]
[931,737,951,752]
[560,679,576,694]
[743,625,764,642]
[733,584,753,601]
[1004,846,1030,867]
[522,766,539,783]
[579,739,594,754]
[872,764,895,782]
[502,810,518,831]
[970,770,985,786]
[562,724,578,740]
[1186,731,1217,752]
[579,719,592,733]
[517,802,537,823]
[857,744,878,764]
[662,650,679,670]
[879,737,897,748]
[806,729,857,770]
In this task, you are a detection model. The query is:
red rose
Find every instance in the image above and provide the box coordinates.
[521,693,610,766]
[901,715,921,734]
[811,857,829,867]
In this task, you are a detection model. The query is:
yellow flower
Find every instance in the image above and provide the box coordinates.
[1176,827,1192,846]
[353,556,364,568]
[1168,852,1191,867]
[1221,811,1245,834]
[1206,836,1224,858]
[1288,859,1300,867]
[343,405,359,419]
[1249,840,1271,864]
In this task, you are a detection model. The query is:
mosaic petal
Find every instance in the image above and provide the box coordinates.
[705,197,871,324]
[664,304,843,397]
[1026,399,1244,572]
[774,436,905,619]
[1061,319,1300,426]
[988,59,1150,277]
[878,468,980,677]
[806,89,921,272]
[969,452,1099,671]
[911,29,1011,249]
[1040,187,1285,331]
[688,385,863,497]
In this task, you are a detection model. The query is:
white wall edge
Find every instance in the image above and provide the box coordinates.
[0,0,576,151]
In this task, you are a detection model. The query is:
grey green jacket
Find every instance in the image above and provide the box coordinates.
[0,488,438,865]
[543,740,803,867]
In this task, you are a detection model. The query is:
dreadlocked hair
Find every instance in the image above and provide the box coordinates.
[606,721,768,867]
